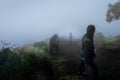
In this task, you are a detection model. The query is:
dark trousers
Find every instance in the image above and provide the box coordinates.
[79,59,98,80]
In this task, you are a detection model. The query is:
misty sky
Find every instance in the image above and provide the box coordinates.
[0,0,120,47]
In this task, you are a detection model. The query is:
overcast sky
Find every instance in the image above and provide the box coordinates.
[0,0,120,47]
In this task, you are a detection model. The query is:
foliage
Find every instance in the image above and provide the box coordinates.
[0,34,120,80]
[33,41,49,53]
[0,45,53,80]
[106,0,120,22]
[0,48,22,80]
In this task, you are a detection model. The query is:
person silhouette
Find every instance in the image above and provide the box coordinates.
[78,25,98,80]
[49,34,59,55]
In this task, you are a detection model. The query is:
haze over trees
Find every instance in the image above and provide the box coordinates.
[0,0,120,80]
[106,0,120,22]
[0,32,120,80]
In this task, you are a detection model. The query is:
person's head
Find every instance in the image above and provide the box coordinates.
[53,34,58,39]
[54,34,58,37]
[86,24,96,39]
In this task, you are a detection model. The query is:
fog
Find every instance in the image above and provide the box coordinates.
[0,0,120,47]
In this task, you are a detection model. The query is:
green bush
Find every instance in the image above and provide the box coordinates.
[0,48,22,80]
[0,45,53,80]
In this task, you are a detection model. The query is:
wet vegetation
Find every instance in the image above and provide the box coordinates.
[0,33,120,80]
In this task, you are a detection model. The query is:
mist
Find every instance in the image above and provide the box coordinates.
[0,0,120,47]
[106,0,120,22]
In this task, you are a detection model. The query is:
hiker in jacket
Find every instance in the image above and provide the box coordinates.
[79,25,98,80]
[49,34,59,55]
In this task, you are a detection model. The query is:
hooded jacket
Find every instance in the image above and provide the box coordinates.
[81,34,95,62]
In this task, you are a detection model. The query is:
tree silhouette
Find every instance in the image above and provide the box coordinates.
[106,0,120,22]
